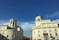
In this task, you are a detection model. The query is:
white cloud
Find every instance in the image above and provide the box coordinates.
[20,21,34,37]
[52,19,59,23]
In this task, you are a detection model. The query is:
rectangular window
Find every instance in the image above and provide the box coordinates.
[55,33,57,36]
[58,24,59,27]
[7,35,8,37]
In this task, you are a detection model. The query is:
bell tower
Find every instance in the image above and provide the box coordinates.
[9,18,17,28]
[35,16,41,26]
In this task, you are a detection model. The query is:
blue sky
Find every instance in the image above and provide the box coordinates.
[0,0,59,37]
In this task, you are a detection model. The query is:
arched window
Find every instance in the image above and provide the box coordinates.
[13,22,14,26]
[11,21,12,24]
[43,33,49,40]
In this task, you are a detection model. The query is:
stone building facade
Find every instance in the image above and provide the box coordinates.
[32,16,59,40]
[0,18,23,40]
